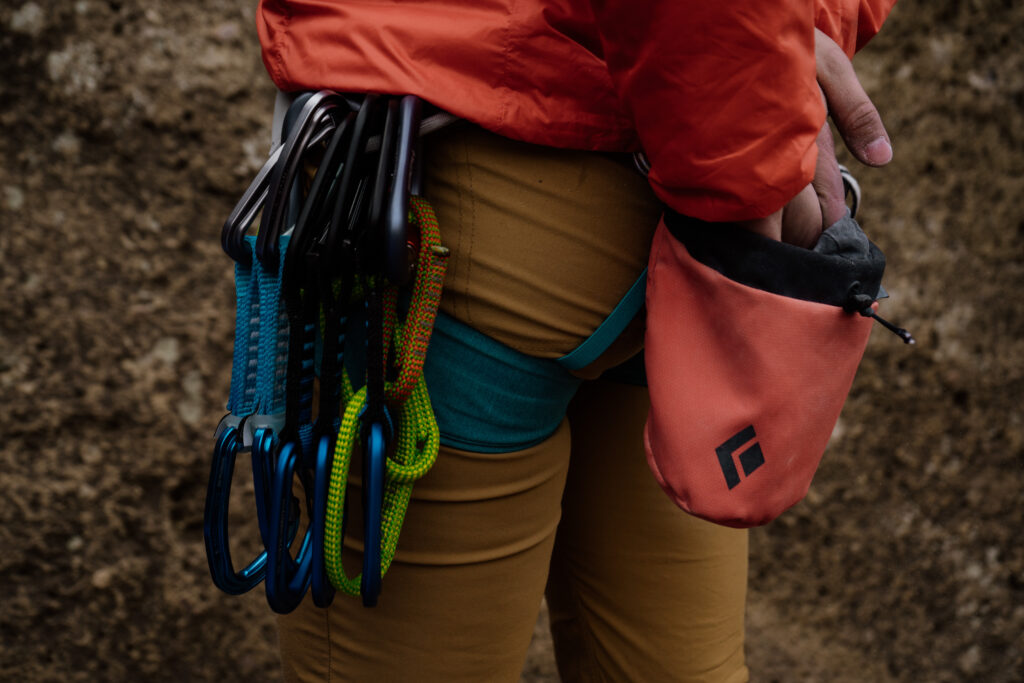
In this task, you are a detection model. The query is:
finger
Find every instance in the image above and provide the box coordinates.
[781,184,823,248]
[812,123,847,226]
[815,28,892,167]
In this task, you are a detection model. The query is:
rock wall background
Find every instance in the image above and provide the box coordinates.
[1,1,1020,681]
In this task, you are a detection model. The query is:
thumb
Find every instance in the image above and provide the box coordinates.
[815,28,892,167]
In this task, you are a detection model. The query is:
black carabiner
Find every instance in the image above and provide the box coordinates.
[257,90,350,266]
[323,94,383,283]
[283,108,358,297]
[221,93,338,265]
[385,96,423,286]
[366,97,401,275]
[220,146,284,266]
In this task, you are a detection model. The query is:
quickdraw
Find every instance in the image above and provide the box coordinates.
[204,92,450,612]
[323,196,447,605]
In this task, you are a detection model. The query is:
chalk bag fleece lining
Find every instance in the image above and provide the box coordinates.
[643,211,884,528]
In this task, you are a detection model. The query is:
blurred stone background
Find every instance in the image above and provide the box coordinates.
[0,1,1020,681]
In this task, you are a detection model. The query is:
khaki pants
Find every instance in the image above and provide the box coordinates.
[277,125,749,682]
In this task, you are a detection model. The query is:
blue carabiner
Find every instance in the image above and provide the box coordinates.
[265,440,314,614]
[361,420,387,606]
[250,427,278,547]
[203,426,268,595]
[310,434,337,607]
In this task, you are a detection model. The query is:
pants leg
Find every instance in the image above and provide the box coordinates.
[278,420,572,682]
[547,379,749,683]
[276,123,748,681]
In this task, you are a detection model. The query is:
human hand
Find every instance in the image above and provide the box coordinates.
[809,27,892,226]
[744,28,892,247]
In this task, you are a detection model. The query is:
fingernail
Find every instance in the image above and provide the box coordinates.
[864,138,893,165]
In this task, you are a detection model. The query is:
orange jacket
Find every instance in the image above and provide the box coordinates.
[257,0,895,221]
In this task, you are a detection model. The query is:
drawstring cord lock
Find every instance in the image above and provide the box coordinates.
[845,284,916,345]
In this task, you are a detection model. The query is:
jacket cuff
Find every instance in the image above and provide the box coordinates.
[815,0,898,58]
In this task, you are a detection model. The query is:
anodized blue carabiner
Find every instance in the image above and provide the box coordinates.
[265,440,314,614]
[361,420,386,606]
[310,434,337,607]
[250,427,278,547]
[203,426,268,595]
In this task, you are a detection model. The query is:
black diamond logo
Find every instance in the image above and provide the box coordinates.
[715,425,765,490]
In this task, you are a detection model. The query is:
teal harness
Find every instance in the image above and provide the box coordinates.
[425,269,647,454]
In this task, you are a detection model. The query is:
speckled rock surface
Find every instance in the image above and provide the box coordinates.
[0,1,1020,681]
